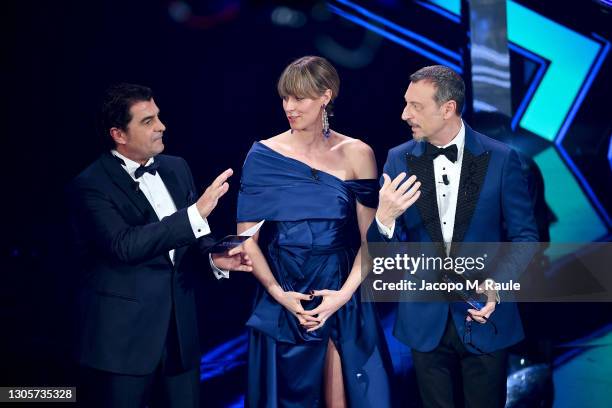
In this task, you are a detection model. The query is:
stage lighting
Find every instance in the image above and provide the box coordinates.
[593,0,612,12]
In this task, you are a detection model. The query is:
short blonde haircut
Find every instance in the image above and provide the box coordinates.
[277,56,340,101]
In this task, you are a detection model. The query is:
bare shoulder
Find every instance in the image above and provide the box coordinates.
[333,133,377,179]
[260,131,291,152]
[334,135,374,160]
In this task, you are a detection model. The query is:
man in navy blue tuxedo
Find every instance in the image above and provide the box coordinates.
[367,66,538,407]
[68,83,252,407]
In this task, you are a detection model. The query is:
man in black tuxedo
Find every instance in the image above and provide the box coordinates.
[68,83,252,407]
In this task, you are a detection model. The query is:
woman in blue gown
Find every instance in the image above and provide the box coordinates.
[237,56,393,407]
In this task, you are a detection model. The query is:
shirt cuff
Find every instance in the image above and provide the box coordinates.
[375,216,395,239]
[187,204,211,238]
[209,253,230,279]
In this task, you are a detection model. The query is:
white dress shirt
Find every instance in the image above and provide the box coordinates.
[433,121,465,254]
[111,150,229,278]
[376,121,466,256]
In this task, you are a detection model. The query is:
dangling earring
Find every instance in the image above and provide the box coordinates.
[322,104,330,138]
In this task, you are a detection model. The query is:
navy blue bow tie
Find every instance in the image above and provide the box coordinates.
[134,161,160,178]
[426,143,458,163]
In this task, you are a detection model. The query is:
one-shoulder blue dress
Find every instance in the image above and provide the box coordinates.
[237,142,393,407]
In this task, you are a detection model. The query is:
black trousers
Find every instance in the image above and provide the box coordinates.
[78,314,199,408]
[411,315,507,408]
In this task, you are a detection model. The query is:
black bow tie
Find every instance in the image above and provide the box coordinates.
[134,161,160,178]
[426,143,458,163]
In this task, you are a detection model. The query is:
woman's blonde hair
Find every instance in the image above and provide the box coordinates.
[277,56,340,101]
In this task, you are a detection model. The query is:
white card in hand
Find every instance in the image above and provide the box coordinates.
[210,220,265,253]
[240,220,265,237]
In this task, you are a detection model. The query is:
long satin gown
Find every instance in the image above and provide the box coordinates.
[237,142,393,407]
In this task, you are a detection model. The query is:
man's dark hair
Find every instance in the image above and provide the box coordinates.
[98,83,154,148]
[410,65,465,115]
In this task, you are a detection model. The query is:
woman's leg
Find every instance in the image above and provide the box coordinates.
[324,339,347,408]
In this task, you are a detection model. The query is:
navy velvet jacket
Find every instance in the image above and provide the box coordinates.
[367,124,539,353]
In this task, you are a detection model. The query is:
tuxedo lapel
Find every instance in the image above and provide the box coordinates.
[100,153,156,221]
[156,157,191,267]
[406,148,445,247]
[157,157,188,210]
[451,127,491,249]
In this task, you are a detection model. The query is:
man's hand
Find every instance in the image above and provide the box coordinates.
[211,245,253,272]
[467,281,498,323]
[376,172,421,228]
[196,168,233,219]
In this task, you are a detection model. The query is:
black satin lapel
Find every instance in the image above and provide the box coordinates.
[156,160,189,267]
[157,163,187,210]
[100,153,156,221]
[406,153,445,247]
[451,149,491,247]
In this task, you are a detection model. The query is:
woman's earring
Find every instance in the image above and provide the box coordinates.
[322,104,330,138]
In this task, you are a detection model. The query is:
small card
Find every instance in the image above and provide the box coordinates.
[209,220,265,253]
[441,272,487,310]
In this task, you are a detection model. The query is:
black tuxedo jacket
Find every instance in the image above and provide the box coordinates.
[68,152,215,375]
